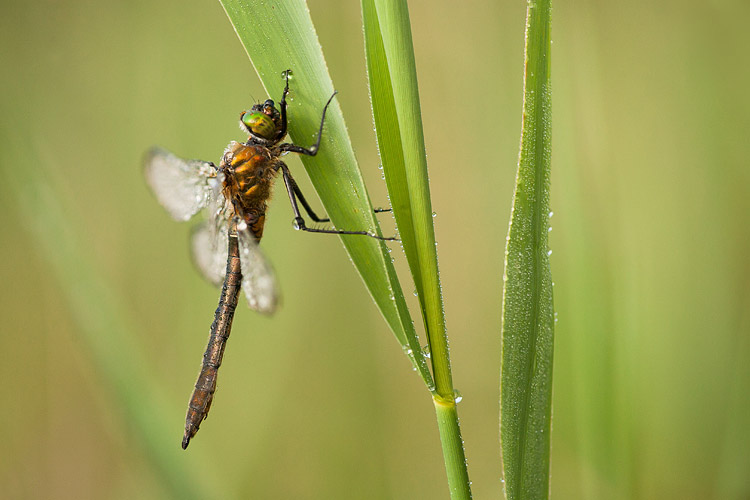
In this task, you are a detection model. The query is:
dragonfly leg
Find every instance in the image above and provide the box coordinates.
[277,69,292,141]
[284,172,329,223]
[279,163,398,241]
[277,91,337,156]
[288,174,393,223]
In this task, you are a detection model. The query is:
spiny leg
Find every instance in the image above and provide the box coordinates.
[278,91,337,156]
[286,173,392,223]
[279,163,397,241]
[277,69,292,140]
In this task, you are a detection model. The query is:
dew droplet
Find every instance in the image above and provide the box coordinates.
[421,344,431,359]
[453,390,463,404]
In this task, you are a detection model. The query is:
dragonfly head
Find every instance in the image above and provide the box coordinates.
[240,99,282,142]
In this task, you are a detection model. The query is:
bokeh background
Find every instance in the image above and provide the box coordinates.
[1,0,749,498]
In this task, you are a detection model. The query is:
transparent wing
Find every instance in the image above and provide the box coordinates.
[190,184,232,286]
[144,146,216,221]
[190,221,229,287]
[238,225,278,314]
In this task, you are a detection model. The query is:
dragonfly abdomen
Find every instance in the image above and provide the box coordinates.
[183,232,243,449]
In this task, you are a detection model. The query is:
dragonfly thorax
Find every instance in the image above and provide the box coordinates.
[220,141,277,240]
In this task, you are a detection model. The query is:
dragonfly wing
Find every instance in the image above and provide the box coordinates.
[144,146,217,221]
[237,227,278,314]
[190,221,229,287]
[190,182,234,286]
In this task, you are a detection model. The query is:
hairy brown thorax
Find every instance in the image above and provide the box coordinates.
[221,141,279,240]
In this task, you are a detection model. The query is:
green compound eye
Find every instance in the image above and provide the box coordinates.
[241,112,275,139]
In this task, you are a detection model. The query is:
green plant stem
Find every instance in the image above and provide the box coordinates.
[434,397,472,500]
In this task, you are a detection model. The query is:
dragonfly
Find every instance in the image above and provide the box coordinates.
[144,71,394,449]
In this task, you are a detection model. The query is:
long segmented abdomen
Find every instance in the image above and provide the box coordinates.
[182,230,243,449]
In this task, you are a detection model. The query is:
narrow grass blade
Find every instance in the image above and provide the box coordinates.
[365,0,450,395]
[361,0,423,318]
[363,1,471,498]
[7,149,219,500]
[500,0,554,499]
[218,0,433,387]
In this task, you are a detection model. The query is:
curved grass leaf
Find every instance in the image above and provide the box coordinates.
[361,0,423,326]
[218,0,432,386]
[362,1,470,498]
[364,0,450,395]
[500,0,554,499]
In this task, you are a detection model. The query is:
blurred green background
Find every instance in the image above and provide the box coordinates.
[1,0,749,499]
